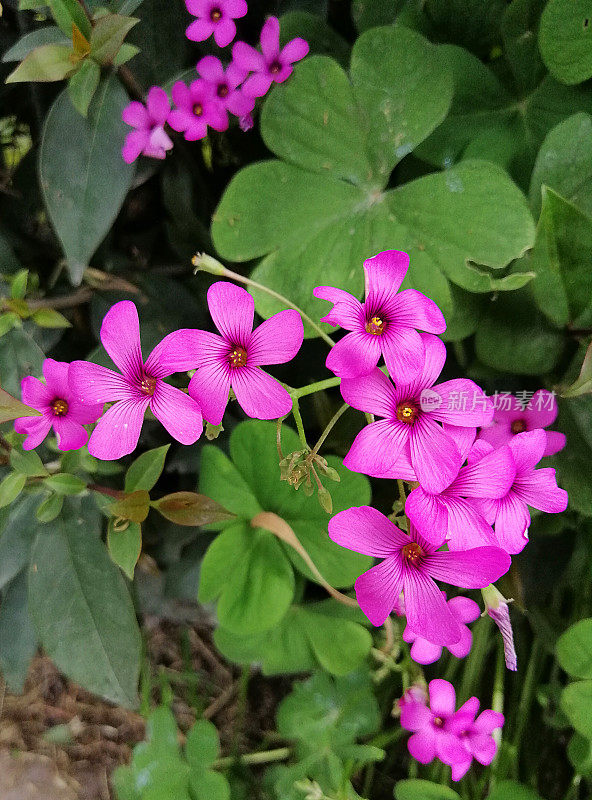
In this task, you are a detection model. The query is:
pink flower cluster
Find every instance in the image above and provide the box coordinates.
[122,6,308,162]
[15,282,303,460]
[399,680,504,780]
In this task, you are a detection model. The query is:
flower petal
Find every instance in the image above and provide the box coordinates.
[208,281,254,346]
[100,300,144,380]
[430,378,494,427]
[343,419,409,476]
[405,488,449,547]
[380,325,426,384]
[363,250,409,305]
[400,700,433,731]
[260,15,280,60]
[408,730,436,764]
[326,332,381,378]
[425,546,511,589]
[232,40,265,72]
[447,624,473,659]
[448,595,480,625]
[340,367,397,417]
[231,366,292,419]
[42,359,69,397]
[467,733,497,765]
[429,679,457,717]
[408,415,462,494]
[403,571,462,646]
[514,467,568,513]
[409,636,443,665]
[213,17,237,47]
[69,361,135,404]
[525,389,558,428]
[196,54,224,81]
[241,71,273,98]
[472,710,504,735]
[248,310,303,366]
[20,376,52,409]
[280,37,309,64]
[149,382,203,445]
[88,398,149,460]
[386,289,446,334]
[14,415,52,450]
[544,430,566,456]
[52,416,89,451]
[313,285,364,330]
[436,730,472,768]
[328,505,408,557]
[355,556,404,626]
[122,100,148,128]
[491,493,531,554]
[188,363,231,426]
[186,18,214,41]
[509,428,547,473]
[146,86,170,124]
[450,444,515,499]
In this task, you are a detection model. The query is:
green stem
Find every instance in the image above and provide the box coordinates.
[488,638,506,789]
[397,480,406,505]
[459,616,491,704]
[213,747,291,770]
[291,397,308,448]
[512,637,543,754]
[309,403,349,458]
[291,375,341,400]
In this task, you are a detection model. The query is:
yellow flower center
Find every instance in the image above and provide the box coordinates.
[229,347,248,367]
[396,401,419,425]
[51,398,69,416]
[193,103,203,117]
[402,542,424,565]
[210,7,222,21]
[365,315,386,335]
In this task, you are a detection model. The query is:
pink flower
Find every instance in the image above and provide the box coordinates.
[232,16,309,98]
[405,436,515,549]
[403,594,480,664]
[168,79,228,140]
[14,359,102,451]
[185,0,247,47]
[69,302,203,460]
[314,251,446,383]
[122,87,173,164]
[400,680,504,781]
[159,282,303,425]
[483,585,517,671]
[472,429,568,554]
[328,506,510,644]
[340,337,494,493]
[478,389,566,457]
[196,56,255,122]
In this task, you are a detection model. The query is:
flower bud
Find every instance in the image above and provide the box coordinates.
[191,252,227,276]
[482,584,517,671]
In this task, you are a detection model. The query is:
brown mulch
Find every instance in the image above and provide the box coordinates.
[0,618,290,800]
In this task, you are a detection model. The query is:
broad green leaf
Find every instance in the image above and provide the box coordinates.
[67,59,101,117]
[568,732,592,775]
[153,492,234,526]
[539,0,592,85]
[28,501,141,706]
[39,76,134,284]
[0,313,20,338]
[501,0,547,93]
[5,44,76,84]
[44,472,87,495]
[0,327,45,397]
[352,0,399,32]
[185,719,220,770]
[198,521,295,635]
[0,386,41,424]
[557,619,592,678]
[280,12,349,67]
[189,771,230,800]
[421,0,507,57]
[475,287,564,374]
[529,187,592,327]
[110,490,150,522]
[395,780,461,800]
[10,447,48,477]
[89,14,139,64]
[107,518,141,579]
[35,493,64,522]
[0,495,44,590]
[48,0,92,39]
[125,444,170,492]
[215,600,372,676]
[10,269,28,299]
[530,113,592,217]
[2,27,70,62]
[0,471,27,508]
[0,570,38,693]
[554,396,592,515]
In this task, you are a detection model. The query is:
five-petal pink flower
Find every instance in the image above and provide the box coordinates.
[403,594,480,664]
[122,87,173,164]
[233,16,309,98]
[168,78,228,140]
[340,337,493,493]
[159,282,303,425]
[314,250,446,383]
[328,506,510,644]
[478,389,566,456]
[185,0,247,47]
[196,55,255,124]
[15,359,103,451]
[69,301,203,460]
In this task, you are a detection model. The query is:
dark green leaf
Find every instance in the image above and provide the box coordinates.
[0,472,27,509]
[67,59,101,117]
[539,0,592,85]
[185,719,219,770]
[279,12,349,67]
[107,518,141,580]
[126,0,187,85]
[487,781,543,800]
[89,14,139,64]
[5,44,76,84]
[352,0,400,32]
[48,0,92,39]
[2,27,71,62]
[557,618,592,678]
[0,495,43,590]
[44,472,87,495]
[0,570,38,693]
[35,493,64,523]
[501,0,547,93]
[0,327,45,398]
[394,780,461,800]
[10,447,48,477]
[125,444,170,492]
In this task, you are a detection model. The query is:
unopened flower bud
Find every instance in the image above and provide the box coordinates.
[191,252,227,276]
[482,584,517,671]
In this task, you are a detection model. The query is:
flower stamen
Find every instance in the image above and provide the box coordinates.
[210,7,222,21]
[51,398,69,416]
[269,60,282,75]
[140,376,157,396]
[229,346,248,368]
[511,419,527,434]
[217,83,229,98]
[396,400,419,425]
[193,103,203,116]
[402,542,424,566]
[365,315,386,335]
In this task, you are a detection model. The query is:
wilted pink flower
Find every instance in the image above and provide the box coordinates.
[168,79,228,140]
[403,594,480,664]
[14,359,102,451]
[314,251,446,383]
[405,438,515,549]
[185,0,247,47]
[472,429,568,554]
[233,16,308,98]
[328,506,510,644]
[400,679,504,780]
[122,87,173,164]
[483,584,517,671]
[159,282,303,425]
[478,389,565,456]
[341,337,493,493]
[196,56,255,123]
[69,302,203,460]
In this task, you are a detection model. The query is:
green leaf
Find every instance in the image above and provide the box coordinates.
[2,27,71,62]
[0,327,45,398]
[0,386,41,424]
[198,522,295,635]
[125,444,170,492]
[28,500,141,706]
[530,113,592,218]
[215,600,372,677]
[501,0,547,93]
[31,307,73,328]
[107,518,141,580]
[475,287,564,374]
[0,570,38,693]
[35,493,64,523]
[562,340,592,397]
[10,268,28,299]
[394,780,461,800]
[529,187,592,327]
[185,719,220,770]
[110,490,151,522]
[67,59,101,117]
[126,0,187,86]
[113,43,140,66]
[279,12,349,67]
[48,0,92,39]
[487,781,544,799]
[5,44,76,84]
[44,472,87,495]
[189,771,230,800]
[352,0,399,32]
[89,14,139,64]
[554,396,592,514]
[557,619,592,678]
[10,447,48,477]
[153,492,235,527]
[568,732,592,775]
[0,496,41,590]
[539,0,592,85]
[0,472,27,509]
[0,313,20,338]
[39,76,134,284]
